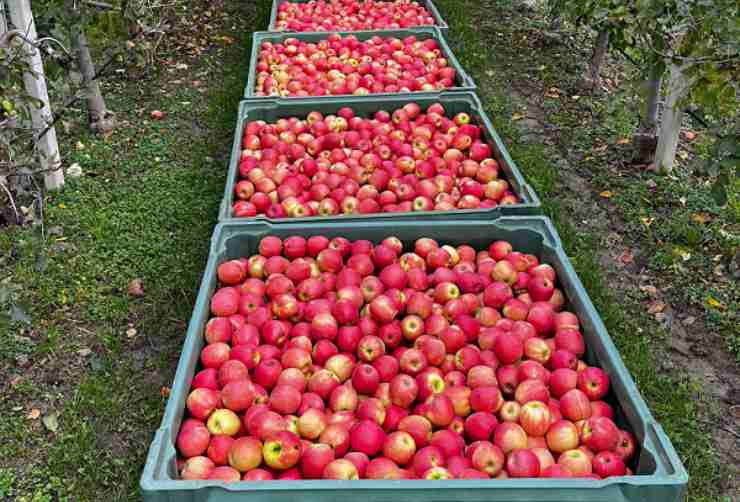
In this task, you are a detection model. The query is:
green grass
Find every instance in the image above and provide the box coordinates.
[434,0,730,499]
[0,1,271,500]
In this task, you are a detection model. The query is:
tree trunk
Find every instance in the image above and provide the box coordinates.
[633,64,663,164]
[577,29,609,91]
[73,26,115,134]
[655,63,691,174]
[7,0,64,190]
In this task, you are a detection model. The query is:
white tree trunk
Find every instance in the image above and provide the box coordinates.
[7,0,64,190]
[1,2,8,34]
[655,63,691,174]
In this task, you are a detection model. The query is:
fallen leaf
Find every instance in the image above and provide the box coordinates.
[66,163,83,178]
[647,301,666,314]
[160,386,171,398]
[511,112,526,121]
[175,63,189,70]
[619,249,634,264]
[599,190,613,198]
[42,413,59,432]
[640,285,658,298]
[28,408,41,420]
[571,95,581,101]
[706,297,725,310]
[78,348,92,357]
[616,138,630,145]
[691,213,712,224]
[128,279,145,298]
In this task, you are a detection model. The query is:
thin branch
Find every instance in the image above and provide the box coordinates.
[82,0,115,9]
[0,180,21,225]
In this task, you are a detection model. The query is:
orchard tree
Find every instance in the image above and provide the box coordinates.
[554,0,739,178]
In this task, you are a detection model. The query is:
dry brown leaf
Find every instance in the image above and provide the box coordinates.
[619,249,634,264]
[691,213,712,224]
[640,285,659,298]
[599,190,613,198]
[647,301,666,314]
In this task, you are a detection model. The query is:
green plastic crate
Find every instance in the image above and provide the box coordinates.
[245,27,474,99]
[219,91,540,221]
[140,216,688,502]
[267,0,449,36]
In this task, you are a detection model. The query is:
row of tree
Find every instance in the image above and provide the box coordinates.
[550,0,738,200]
[1,0,176,197]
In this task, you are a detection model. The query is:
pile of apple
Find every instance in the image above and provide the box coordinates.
[274,0,437,32]
[176,235,637,482]
[232,103,520,219]
[254,34,458,97]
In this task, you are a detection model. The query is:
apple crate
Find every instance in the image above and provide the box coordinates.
[140,216,687,502]
[219,91,540,221]
[267,0,450,37]
[245,27,474,99]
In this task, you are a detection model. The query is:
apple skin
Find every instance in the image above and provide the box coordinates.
[580,416,620,452]
[319,423,351,457]
[207,434,235,466]
[399,415,433,448]
[383,431,417,466]
[350,420,385,456]
[506,448,541,478]
[263,431,303,470]
[557,449,593,477]
[207,465,241,483]
[546,419,580,453]
[323,458,360,480]
[187,388,221,421]
[592,450,627,478]
[470,441,505,476]
[411,446,445,477]
[181,456,216,480]
[300,443,336,479]
[228,436,263,473]
[207,409,242,436]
